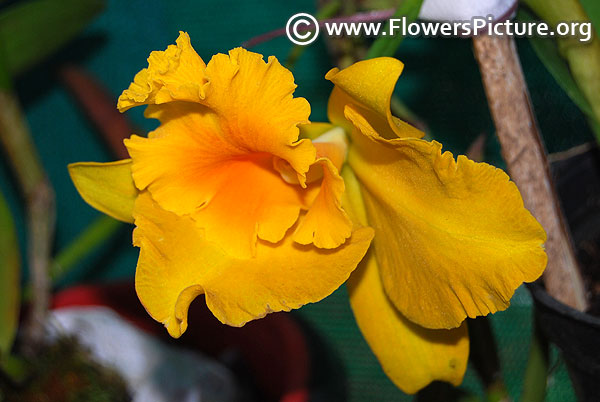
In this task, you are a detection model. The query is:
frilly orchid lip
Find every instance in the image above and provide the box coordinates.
[419,0,518,23]
[69,32,373,338]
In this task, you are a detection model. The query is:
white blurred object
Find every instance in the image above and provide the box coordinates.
[47,306,238,402]
[419,0,518,21]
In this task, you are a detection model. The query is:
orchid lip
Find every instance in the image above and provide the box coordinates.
[275,126,349,186]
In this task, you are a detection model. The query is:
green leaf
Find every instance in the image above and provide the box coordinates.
[0,0,104,76]
[521,322,549,402]
[366,0,424,58]
[0,190,20,358]
[589,116,600,143]
[0,42,11,90]
[519,9,595,119]
[579,0,600,37]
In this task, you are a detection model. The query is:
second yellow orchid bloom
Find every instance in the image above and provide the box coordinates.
[322,58,547,392]
[68,32,547,394]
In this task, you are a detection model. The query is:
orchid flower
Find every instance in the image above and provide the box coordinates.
[69,32,546,393]
[70,32,373,338]
[323,57,546,392]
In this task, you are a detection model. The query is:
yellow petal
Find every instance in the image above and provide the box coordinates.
[118,32,207,111]
[123,48,317,258]
[313,126,348,172]
[202,48,315,182]
[326,57,424,140]
[349,253,469,394]
[342,166,469,394]
[293,158,352,248]
[350,254,469,393]
[127,128,308,258]
[274,126,348,184]
[68,160,136,223]
[132,192,374,337]
[346,105,547,329]
[275,127,353,249]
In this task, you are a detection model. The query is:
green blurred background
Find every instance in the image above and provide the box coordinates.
[1,0,595,400]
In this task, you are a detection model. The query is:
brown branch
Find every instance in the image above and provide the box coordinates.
[0,90,55,352]
[473,34,587,311]
[24,180,54,349]
[59,65,131,159]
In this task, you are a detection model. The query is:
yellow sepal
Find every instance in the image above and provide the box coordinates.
[346,105,547,329]
[326,57,424,140]
[68,159,137,223]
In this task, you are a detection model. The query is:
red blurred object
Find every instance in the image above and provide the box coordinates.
[52,283,310,402]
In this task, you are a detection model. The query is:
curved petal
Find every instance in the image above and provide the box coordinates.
[342,166,468,394]
[274,126,348,185]
[202,48,315,181]
[273,127,353,249]
[350,253,469,393]
[117,32,207,112]
[68,160,136,223]
[346,105,547,330]
[123,47,317,258]
[326,57,424,140]
[293,158,352,249]
[127,127,308,258]
[132,192,374,337]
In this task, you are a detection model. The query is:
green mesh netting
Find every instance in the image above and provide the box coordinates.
[0,0,588,400]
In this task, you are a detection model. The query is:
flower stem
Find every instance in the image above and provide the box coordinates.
[473,34,587,310]
[242,8,395,49]
[20,215,122,302]
[0,89,55,353]
[286,0,342,69]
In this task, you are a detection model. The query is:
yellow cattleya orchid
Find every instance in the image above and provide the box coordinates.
[70,32,374,338]
[69,32,547,394]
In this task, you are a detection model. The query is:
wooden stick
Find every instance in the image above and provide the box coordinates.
[473,33,587,311]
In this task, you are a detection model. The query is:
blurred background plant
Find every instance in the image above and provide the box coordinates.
[520,0,600,143]
[1,0,599,400]
[0,0,131,399]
